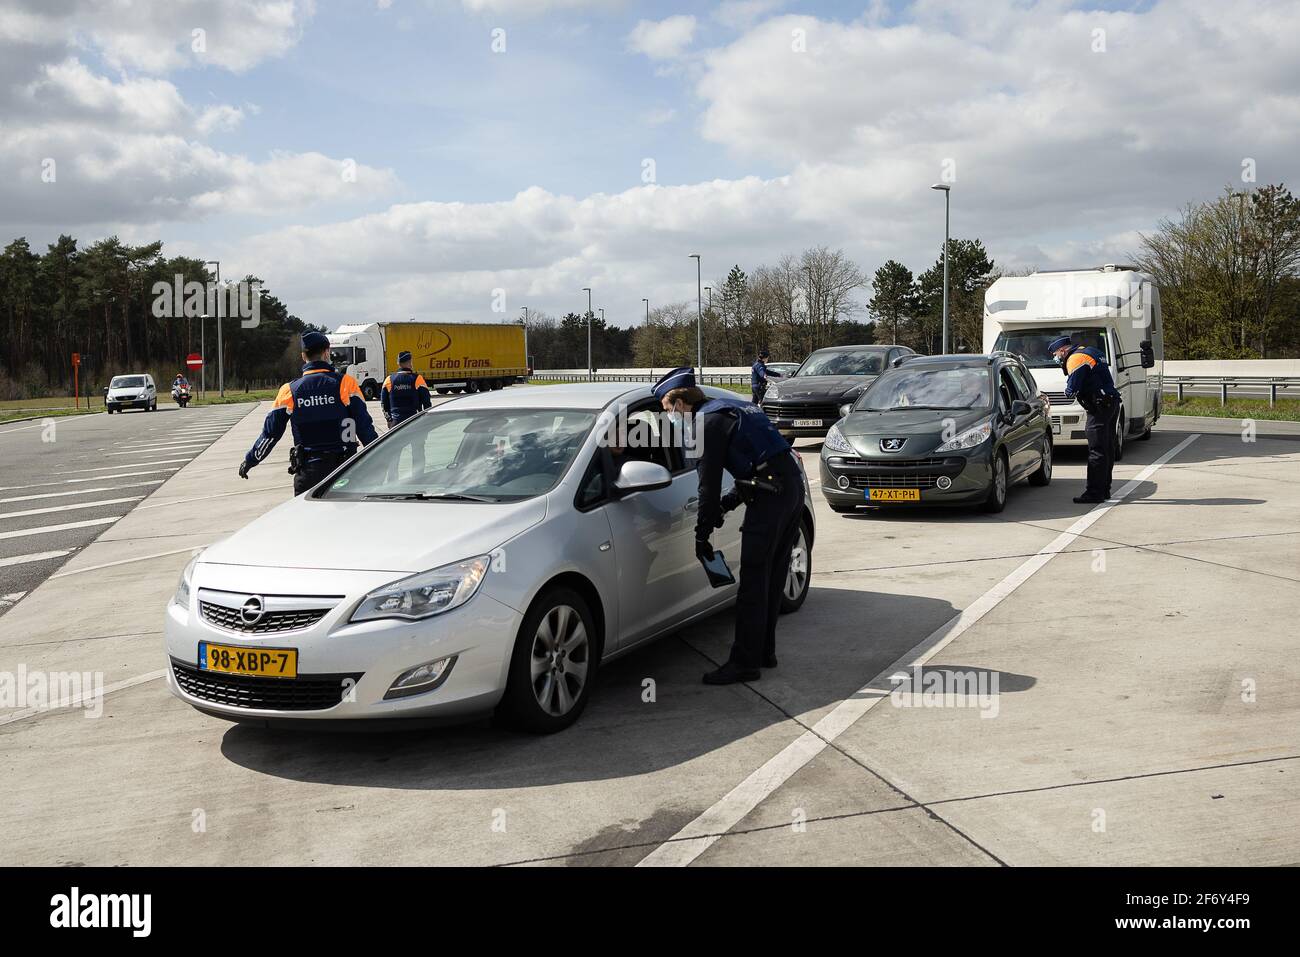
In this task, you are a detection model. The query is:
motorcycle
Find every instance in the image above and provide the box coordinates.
[172,383,191,408]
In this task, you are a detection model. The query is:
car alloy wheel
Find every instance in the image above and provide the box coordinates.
[983,451,1008,513]
[530,603,590,717]
[780,519,812,613]
[1029,436,1052,486]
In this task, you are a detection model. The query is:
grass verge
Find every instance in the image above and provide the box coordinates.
[1162,394,1300,421]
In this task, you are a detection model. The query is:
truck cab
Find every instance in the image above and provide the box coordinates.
[982,266,1164,456]
[328,323,384,399]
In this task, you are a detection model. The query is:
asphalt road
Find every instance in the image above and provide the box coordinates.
[0,405,255,616]
[1,404,1298,865]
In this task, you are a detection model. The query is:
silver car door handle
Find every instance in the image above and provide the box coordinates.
[684,497,699,512]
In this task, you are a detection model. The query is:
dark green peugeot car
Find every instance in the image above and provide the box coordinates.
[819,353,1053,514]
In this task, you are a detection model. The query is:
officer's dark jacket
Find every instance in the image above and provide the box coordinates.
[1063,346,1121,403]
[244,361,378,467]
[689,394,791,540]
[380,369,432,422]
[751,359,768,389]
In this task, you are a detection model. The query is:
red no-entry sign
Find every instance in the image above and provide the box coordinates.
[186,353,204,370]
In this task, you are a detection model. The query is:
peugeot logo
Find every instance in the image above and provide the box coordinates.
[239,596,266,624]
[880,437,907,452]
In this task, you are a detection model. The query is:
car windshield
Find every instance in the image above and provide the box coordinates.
[857,367,992,411]
[111,376,145,388]
[993,328,1109,369]
[318,407,597,502]
[797,350,884,377]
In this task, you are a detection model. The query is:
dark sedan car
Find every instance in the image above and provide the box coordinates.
[819,353,1053,514]
[762,345,914,439]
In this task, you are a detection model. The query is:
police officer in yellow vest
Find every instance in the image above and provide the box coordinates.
[380,350,432,427]
[238,331,378,494]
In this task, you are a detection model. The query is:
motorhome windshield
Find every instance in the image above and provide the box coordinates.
[992,328,1109,369]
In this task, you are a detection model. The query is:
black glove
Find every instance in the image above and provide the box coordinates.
[695,538,714,561]
[237,460,251,480]
[720,489,742,514]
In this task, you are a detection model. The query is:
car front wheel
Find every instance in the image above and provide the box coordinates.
[779,517,812,613]
[499,586,598,733]
[1028,434,1052,486]
[982,451,1009,513]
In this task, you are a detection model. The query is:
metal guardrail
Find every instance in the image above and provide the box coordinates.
[531,372,752,386]
[530,372,1300,406]
[1163,375,1300,407]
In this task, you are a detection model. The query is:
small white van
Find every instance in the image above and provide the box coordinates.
[105,373,158,413]
[982,266,1164,457]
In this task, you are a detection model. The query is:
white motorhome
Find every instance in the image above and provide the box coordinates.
[982,265,1164,455]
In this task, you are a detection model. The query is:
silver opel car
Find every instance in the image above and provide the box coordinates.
[164,383,815,733]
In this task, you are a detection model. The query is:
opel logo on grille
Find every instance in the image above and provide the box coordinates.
[239,596,266,624]
[880,437,907,452]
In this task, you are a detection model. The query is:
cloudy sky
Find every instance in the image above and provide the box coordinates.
[3,0,1297,330]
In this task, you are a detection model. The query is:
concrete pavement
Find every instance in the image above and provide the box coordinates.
[1,401,1297,866]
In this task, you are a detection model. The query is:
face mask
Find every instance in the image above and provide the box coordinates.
[668,410,684,426]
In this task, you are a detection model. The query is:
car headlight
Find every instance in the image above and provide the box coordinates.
[934,421,992,453]
[351,556,490,623]
[172,551,202,608]
[823,423,854,454]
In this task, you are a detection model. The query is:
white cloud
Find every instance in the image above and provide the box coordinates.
[0,2,396,227]
[2,0,316,74]
[459,0,622,14]
[627,15,697,60]
[713,0,785,31]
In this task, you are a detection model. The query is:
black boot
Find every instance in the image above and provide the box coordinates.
[1073,493,1106,504]
[763,655,778,668]
[703,663,760,685]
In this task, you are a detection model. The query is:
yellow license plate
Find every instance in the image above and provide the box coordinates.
[867,488,920,502]
[199,641,297,678]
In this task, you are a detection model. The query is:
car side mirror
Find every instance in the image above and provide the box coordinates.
[101,387,109,396]
[1009,399,1032,419]
[1140,340,1155,369]
[612,460,672,496]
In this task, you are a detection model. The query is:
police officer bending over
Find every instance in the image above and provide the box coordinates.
[380,350,432,426]
[1048,335,1122,504]
[655,367,805,685]
[238,331,378,494]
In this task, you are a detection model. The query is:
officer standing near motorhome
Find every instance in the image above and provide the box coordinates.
[1049,335,1122,504]
[750,349,782,405]
[237,331,379,494]
[655,367,805,685]
[380,350,432,426]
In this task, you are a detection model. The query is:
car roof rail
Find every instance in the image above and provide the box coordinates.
[892,354,922,368]
[987,350,1023,363]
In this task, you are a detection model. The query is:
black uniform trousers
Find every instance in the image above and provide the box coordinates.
[293,449,352,495]
[730,455,805,670]
[1083,396,1120,499]
[751,383,766,405]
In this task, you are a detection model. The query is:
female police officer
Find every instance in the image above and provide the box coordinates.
[655,367,805,685]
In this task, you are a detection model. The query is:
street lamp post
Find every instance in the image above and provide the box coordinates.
[690,254,703,378]
[199,313,207,398]
[802,264,813,352]
[582,287,593,380]
[205,260,223,395]
[930,184,951,354]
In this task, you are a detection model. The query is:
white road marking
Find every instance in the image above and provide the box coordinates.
[106,445,205,455]
[0,422,48,436]
[0,480,164,504]
[636,434,1202,867]
[0,468,183,492]
[0,517,121,540]
[2,591,28,602]
[0,496,143,520]
[56,459,193,474]
[50,544,208,579]
[0,550,72,568]
[0,669,167,727]
[137,486,289,510]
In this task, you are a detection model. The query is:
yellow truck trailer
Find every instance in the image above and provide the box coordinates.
[327,322,530,399]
